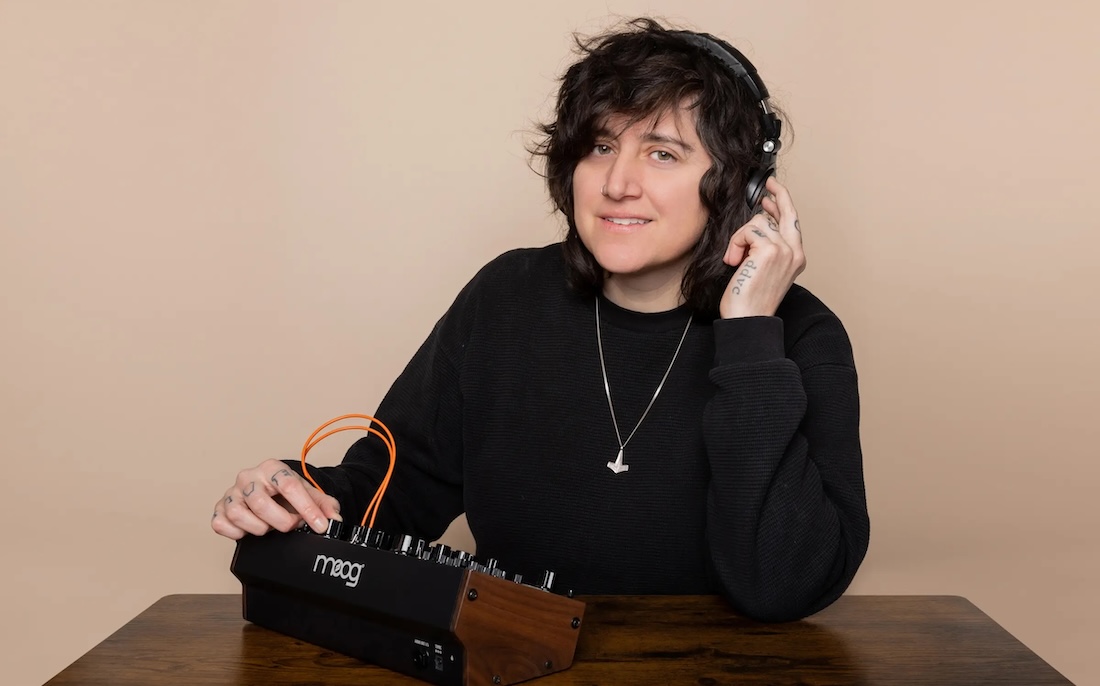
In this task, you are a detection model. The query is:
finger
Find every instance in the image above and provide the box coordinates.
[237,472,305,534]
[760,197,802,260]
[740,217,780,245]
[742,218,795,272]
[760,193,804,271]
[765,176,798,217]
[308,488,343,521]
[211,499,247,540]
[278,488,341,522]
[723,239,747,268]
[760,197,780,227]
[764,177,802,242]
[222,490,272,537]
[727,222,779,266]
[760,196,789,233]
[757,205,781,233]
[725,211,782,266]
[266,463,336,533]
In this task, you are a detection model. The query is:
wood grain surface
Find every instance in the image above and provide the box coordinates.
[44,594,1073,685]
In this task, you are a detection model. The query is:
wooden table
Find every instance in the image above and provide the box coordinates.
[44,594,1072,685]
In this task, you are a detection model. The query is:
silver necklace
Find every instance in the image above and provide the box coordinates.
[596,297,693,474]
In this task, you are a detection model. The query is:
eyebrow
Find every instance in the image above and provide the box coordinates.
[641,132,695,154]
[593,127,696,154]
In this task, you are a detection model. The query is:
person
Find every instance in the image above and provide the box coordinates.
[211,17,869,622]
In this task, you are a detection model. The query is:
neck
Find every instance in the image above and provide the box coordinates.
[602,268,687,313]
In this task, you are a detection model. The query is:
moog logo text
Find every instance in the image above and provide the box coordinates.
[313,554,364,588]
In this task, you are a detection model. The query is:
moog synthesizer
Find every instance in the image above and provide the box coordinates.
[231,521,585,686]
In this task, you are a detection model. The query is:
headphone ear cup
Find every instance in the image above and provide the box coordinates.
[743,167,775,209]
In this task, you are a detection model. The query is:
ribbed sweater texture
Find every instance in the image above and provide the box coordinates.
[291,244,870,621]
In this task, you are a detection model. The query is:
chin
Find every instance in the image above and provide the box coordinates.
[587,245,649,276]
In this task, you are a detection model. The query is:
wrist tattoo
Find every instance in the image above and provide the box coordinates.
[730,260,757,296]
[271,469,292,486]
[243,481,256,497]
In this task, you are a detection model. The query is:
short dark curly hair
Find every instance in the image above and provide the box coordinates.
[531,17,788,314]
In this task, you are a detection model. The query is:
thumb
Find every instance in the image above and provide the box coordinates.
[724,235,748,267]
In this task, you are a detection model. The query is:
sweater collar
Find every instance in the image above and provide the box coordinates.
[595,293,698,333]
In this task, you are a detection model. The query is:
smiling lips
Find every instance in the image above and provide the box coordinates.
[601,216,652,232]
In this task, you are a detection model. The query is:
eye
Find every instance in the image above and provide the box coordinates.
[593,144,612,156]
[651,150,676,162]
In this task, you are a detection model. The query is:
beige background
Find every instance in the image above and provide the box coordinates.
[2,1,1097,684]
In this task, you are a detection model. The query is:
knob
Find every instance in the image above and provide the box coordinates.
[378,531,394,550]
[323,519,344,540]
[395,534,414,555]
[349,526,368,545]
[367,528,387,548]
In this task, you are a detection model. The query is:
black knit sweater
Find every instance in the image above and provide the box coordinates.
[291,244,869,622]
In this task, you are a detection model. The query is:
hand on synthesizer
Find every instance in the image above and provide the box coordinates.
[211,459,341,540]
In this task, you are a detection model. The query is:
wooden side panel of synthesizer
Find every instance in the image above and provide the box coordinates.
[452,572,586,686]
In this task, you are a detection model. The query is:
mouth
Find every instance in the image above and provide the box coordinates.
[600,216,652,232]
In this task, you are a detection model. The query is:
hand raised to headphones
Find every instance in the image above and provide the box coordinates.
[719,176,806,319]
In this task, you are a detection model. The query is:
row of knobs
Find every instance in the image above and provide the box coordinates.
[313,520,556,592]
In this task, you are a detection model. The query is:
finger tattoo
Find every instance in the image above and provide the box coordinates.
[271,469,292,486]
[224,495,233,506]
[752,228,767,238]
[212,511,218,520]
[794,219,801,233]
[243,481,256,497]
[758,211,778,230]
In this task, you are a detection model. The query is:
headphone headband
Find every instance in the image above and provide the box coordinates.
[671,31,770,101]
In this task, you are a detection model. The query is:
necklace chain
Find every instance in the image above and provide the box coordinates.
[596,297,693,473]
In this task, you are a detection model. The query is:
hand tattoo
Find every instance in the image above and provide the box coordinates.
[758,211,778,231]
[271,469,292,486]
[731,260,757,296]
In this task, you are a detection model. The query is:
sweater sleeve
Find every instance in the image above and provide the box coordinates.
[283,287,476,542]
[703,311,869,622]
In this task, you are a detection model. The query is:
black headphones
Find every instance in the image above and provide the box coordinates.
[671,31,782,210]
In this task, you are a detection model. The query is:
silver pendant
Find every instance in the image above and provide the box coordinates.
[607,448,630,474]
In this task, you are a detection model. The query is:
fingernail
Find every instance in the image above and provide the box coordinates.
[313,517,327,531]
[331,513,343,522]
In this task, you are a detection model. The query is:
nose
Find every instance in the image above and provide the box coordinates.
[602,153,642,200]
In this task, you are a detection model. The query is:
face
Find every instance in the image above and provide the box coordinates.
[572,104,712,295]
